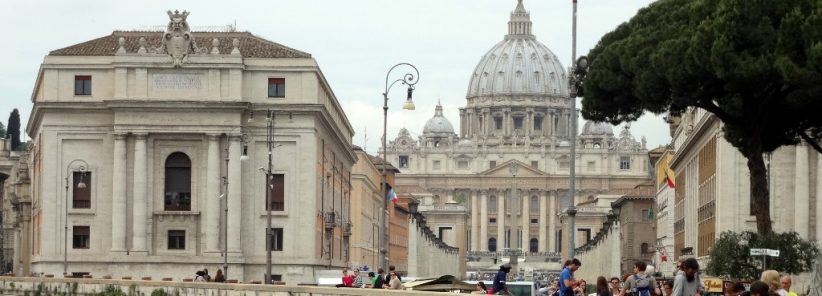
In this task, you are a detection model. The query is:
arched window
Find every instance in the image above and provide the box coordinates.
[164,152,191,211]
[641,242,649,254]
[529,238,538,253]
[488,238,497,252]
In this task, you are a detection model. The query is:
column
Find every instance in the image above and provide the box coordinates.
[504,109,511,136]
[111,133,127,252]
[480,190,489,251]
[548,112,555,137]
[227,135,243,253]
[521,189,529,252]
[205,134,221,252]
[548,190,557,252]
[538,190,547,252]
[795,144,809,239]
[131,133,148,254]
[497,190,506,249]
[471,190,480,251]
[816,155,822,242]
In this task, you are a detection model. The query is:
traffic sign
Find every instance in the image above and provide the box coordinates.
[750,248,764,256]
[766,249,780,257]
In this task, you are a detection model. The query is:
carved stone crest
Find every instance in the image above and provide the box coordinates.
[163,10,196,67]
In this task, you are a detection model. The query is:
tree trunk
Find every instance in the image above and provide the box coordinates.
[744,141,773,234]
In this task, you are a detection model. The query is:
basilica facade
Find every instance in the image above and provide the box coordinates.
[384,0,651,260]
[25,11,355,283]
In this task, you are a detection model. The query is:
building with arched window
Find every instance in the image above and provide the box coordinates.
[23,11,355,283]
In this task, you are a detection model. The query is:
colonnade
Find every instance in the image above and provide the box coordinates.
[459,107,571,139]
[464,189,560,252]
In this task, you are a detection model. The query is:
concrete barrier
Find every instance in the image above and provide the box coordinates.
[0,276,449,296]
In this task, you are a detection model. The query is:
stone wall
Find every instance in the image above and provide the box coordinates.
[0,276,446,296]
[573,222,621,281]
[407,213,461,278]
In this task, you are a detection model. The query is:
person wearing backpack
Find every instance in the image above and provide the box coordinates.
[621,261,660,296]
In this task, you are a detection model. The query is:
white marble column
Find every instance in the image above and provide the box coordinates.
[205,134,221,252]
[498,191,506,249]
[795,144,809,239]
[538,190,547,252]
[227,135,243,253]
[480,190,489,251]
[816,155,822,242]
[548,190,557,252]
[521,189,529,252]
[471,190,480,251]
[111,133,127,252]
[131,133,148,254]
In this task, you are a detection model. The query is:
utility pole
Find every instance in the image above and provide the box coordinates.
[568,0,580,260]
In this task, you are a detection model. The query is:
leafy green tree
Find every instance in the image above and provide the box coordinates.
[0,122,5,139]
[706,231,819,279]
[6,109,20,151]
[580,0,822,233]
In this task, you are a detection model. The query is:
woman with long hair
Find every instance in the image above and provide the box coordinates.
[596,276,612,296]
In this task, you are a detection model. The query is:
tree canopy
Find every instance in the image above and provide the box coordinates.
[7,109,20,151]
[0,122,5,139]
[706,231,819,279]
[581,0,822,233]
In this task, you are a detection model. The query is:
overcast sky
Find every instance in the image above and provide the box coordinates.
[0,0,666,154]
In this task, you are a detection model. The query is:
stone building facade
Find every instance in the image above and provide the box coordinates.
[24,11,354,283]
[349,147,388,271]
[667,107,821,290]
[383,1,651,264]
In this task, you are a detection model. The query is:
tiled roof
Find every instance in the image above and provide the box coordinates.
[49,31,311,58]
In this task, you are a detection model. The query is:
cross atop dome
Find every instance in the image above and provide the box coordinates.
[507,0,534,39]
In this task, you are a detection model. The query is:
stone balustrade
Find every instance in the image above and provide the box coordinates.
[0,276,446,296]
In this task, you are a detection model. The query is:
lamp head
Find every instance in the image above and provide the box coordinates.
[77,181,87,189]
[403,86,415,110]
[247,112,255,123]
[576,56,589,71]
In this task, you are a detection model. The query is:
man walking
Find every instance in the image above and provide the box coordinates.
[622,261,660,296]
[671,258,700,296]
[559,259,582,296]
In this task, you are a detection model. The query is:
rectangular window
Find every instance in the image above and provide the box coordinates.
[72,171,91,209]
[268,78,285,98]
[587,161,596,172]
[559,160,569,169]
[494,117,503,130]
[489,161,496,168]
[490,218,496,224]
[268,174,285,211]
[168,230,186,250]
[530,218,538,224]
[72,226,90,249]
[513,117,523,129]
[399,155,409,168]
[620,156,631,170]
[74,75,91,96]
[534,116,543,130]
[433,160,441,170]
[531,161,538,169]
[457,160,469,169]
[268,228,284,251]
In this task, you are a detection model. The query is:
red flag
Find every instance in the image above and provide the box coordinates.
[665,167,675,188]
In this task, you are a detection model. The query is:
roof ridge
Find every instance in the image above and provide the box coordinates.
[244,32,311,58]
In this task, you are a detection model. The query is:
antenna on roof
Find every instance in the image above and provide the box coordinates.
[363,127,368,154]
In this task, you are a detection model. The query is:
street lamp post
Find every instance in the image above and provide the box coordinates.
[567,0,589,260]
[380,63,419,270]
[63,159,89,276]
[264,110,275,284]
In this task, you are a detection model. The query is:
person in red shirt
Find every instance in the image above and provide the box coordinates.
[336,268,354,287]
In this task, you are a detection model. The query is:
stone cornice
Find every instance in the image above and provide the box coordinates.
[669,113,718,170]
